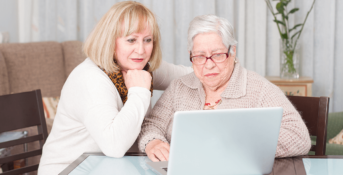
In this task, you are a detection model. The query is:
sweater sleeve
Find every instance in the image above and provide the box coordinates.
[153,60,193,90]
[138,80,177,152]
[82,72,151,158]
[259,81,312,157]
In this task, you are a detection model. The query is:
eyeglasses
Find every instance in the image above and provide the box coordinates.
[190,46,231,65]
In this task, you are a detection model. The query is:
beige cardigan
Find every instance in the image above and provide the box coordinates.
[138,63,311,158]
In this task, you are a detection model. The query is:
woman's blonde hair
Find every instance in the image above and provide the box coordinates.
[83,1,162,73]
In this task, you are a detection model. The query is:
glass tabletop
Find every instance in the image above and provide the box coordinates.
[0,131,28,158]
[303,158,343,175]
[69,156,157,175]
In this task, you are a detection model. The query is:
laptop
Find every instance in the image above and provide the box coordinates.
[147,107,283,175]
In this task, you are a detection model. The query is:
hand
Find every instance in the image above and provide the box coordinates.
[145,139,170,162]
[122,70,151,90]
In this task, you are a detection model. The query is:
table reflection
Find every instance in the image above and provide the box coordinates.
[69,156,156,175]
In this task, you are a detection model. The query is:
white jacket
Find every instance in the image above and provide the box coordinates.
[38,58,192,175]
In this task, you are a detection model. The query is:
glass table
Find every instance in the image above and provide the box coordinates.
[0,131,28,173]
[60,152,343,175]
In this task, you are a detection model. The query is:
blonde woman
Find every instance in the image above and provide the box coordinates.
[38,2,191,174]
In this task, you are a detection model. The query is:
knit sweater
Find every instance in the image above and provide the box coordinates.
[138,63,312,158]
[38,58,192,175]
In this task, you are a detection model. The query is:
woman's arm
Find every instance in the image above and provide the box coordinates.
[138,79,177,152]
[259,81,312,158]
[153,60,193,90]
[82,71,151,158]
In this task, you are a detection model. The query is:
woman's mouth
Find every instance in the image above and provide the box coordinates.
[131,58,144,62]
[205,73,219,77]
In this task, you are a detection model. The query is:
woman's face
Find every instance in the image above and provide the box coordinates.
[115,26,153,72]
[192,32,236,90]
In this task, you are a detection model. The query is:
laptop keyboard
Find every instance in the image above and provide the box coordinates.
[163,168,168,172]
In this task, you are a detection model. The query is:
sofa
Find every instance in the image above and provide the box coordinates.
[325,111,343,155]
[308,111,343,155]
[0,41,86,174]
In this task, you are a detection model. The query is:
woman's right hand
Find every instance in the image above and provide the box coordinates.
[122,70,151,90]
[145,139,170,162]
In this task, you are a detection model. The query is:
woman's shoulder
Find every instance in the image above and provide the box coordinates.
[69,58,104,77]
[65,58,112,85]
[62,58,114,94]
[173,72,200,90]
[246,70,270,84]
[245,69,282,94]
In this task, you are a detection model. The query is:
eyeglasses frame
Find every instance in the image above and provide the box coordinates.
[190,45,231,65]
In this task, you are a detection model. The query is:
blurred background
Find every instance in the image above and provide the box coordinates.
[0,0,342,112]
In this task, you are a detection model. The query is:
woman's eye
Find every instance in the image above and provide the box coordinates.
[196,56,206,59]
[127,39,136,43]
[144,38,152,42]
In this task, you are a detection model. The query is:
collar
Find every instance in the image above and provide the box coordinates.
[180,63,247,99]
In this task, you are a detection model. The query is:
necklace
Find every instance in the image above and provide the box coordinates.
[204,99,222,110]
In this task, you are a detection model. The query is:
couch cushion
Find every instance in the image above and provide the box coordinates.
[329,129,343,145]
[0,42,66,97]
[42,96,60,119]
[0,50,10,95]
[62,41,87,77]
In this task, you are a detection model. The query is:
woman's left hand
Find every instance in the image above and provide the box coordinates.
[122,70,152,90]
[145,139,170,162]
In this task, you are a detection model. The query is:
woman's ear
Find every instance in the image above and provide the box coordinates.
[230,46,237,57]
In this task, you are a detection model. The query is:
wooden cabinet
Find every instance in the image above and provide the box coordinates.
[265,76,313,97]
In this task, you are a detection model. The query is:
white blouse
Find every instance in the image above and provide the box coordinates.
[38,58,192,175]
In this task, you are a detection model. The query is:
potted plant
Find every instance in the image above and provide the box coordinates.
[265,0,315,79]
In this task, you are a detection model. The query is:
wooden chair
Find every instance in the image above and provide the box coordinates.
[0,90,48,175]
[287,96,330,156]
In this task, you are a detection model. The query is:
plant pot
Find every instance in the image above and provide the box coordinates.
[280,39,299,79]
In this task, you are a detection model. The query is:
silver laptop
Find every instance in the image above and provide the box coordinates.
[147,107,283,175]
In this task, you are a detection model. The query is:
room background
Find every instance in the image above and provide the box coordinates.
[1,0,342,112]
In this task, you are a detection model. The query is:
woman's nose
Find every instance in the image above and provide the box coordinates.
[135,41,145,54]
[204,58,216,69]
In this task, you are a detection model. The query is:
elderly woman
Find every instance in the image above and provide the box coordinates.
[139,14,311,162]
[38,2,191,174]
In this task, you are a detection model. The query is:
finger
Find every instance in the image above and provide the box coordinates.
[154,150,167,161]
[160,148,170,161]
[162,143,171,151]
[148,152,160,162]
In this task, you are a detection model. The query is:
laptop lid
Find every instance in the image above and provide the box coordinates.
[167,107,283,175]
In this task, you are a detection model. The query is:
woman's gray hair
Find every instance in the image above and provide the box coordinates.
[188,14,237,53]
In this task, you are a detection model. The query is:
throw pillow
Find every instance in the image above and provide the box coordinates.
[329,129,343,145]
[42,97,60,119]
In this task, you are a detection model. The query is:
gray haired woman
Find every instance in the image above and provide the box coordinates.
[138,14,311,162]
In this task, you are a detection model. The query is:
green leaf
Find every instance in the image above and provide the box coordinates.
[281,33,288,39]
[274,19,286,26]
[276,2,284,13]
[289,24,302,32]
[291,31,301,40]
[289,8,299,14]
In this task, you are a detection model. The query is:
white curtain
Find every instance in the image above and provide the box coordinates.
[19,0,343,112]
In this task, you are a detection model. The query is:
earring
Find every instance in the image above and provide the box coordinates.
[234,57,238,64]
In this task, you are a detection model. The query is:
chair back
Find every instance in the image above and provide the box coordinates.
[0,90,48,175]
[287,96,330,155]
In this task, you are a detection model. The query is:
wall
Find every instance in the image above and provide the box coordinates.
[0,0,18,43]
